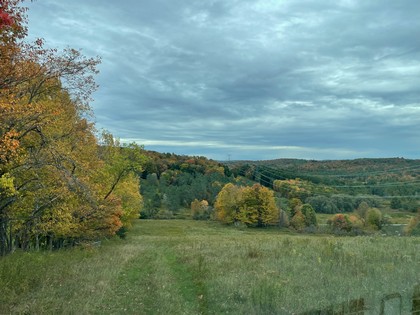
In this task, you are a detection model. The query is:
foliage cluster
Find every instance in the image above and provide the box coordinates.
[0,1,144,255]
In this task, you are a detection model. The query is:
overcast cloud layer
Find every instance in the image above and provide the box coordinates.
[27,0,420,160]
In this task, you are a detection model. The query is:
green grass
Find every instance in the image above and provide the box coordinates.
[1,220,419,314]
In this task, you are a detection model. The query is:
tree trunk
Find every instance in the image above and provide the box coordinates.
[48,234,53,251]
[35,234,39,251]
[0,217,12,256]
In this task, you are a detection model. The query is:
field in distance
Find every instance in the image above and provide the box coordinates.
[1,219,419,314]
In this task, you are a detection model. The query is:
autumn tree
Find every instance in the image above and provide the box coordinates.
[290,211,306,231]
[215,183,279,227]
[0,1,145,255]
[214,183,242,224]
[191,199,210,220]
[237,184,279,227]
[98,131,145,201]
[327,214,352,232]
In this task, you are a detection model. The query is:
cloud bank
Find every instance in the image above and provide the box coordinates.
[27,0,420,160]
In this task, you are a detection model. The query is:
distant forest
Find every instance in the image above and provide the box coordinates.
[140,154,420,219]
[229,158,420,212]
[139,151,252,219]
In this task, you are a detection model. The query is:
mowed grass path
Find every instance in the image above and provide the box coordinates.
[1,220,419,314]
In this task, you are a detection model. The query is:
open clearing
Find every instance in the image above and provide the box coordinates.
[1,220,419,314]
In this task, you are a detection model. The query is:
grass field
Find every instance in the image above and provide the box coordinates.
[0,220,419,314]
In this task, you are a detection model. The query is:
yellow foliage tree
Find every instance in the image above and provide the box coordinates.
[215,183,279,227]
[214,183,242,224]
[237,184,279,227]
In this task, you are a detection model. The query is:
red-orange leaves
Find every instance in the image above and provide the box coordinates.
[0,10,13,27]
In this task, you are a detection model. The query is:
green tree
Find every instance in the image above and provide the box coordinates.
[306,195,338,214]
[288,198,302,217]
[390,198,402,210]
[365,208,383,230]
[301,204,317,227]
[356,201,370,222]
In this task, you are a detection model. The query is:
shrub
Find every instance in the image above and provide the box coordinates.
[365,208,383,230]
[290,211,306,231]
[327,214,352,232]
[301,204,317,227]
[355,201,369,221]
[155,209,174,219]
[404,210,420,236]
[191,199,211,220]
[116,226,128,239]
[288,198,303,217]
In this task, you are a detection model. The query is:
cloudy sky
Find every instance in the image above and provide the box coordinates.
[26,0,420,161]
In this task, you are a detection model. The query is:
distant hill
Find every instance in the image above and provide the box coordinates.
[224,157,420,213]
[226,157,420,184]
[138,153,420,216]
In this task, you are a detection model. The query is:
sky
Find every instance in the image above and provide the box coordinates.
[26,0,420,161]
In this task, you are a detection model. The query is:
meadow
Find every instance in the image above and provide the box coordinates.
[0,220,419,314]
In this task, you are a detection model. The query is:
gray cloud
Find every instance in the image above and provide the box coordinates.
[27,0,420,160]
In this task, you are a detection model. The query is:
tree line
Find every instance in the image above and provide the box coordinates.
[0,1,145,255]
[229,161,420,213]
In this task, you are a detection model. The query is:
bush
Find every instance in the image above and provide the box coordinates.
[290,211,306,231]
[301,204,317,227]
[404,211,420,235]
[348,215,364,230]
[355,201,369,221]
[191,199,211,220]
[365,208,383,230]
[327,214,352,232]
[155,209,174,219]
[116,226,128,239]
